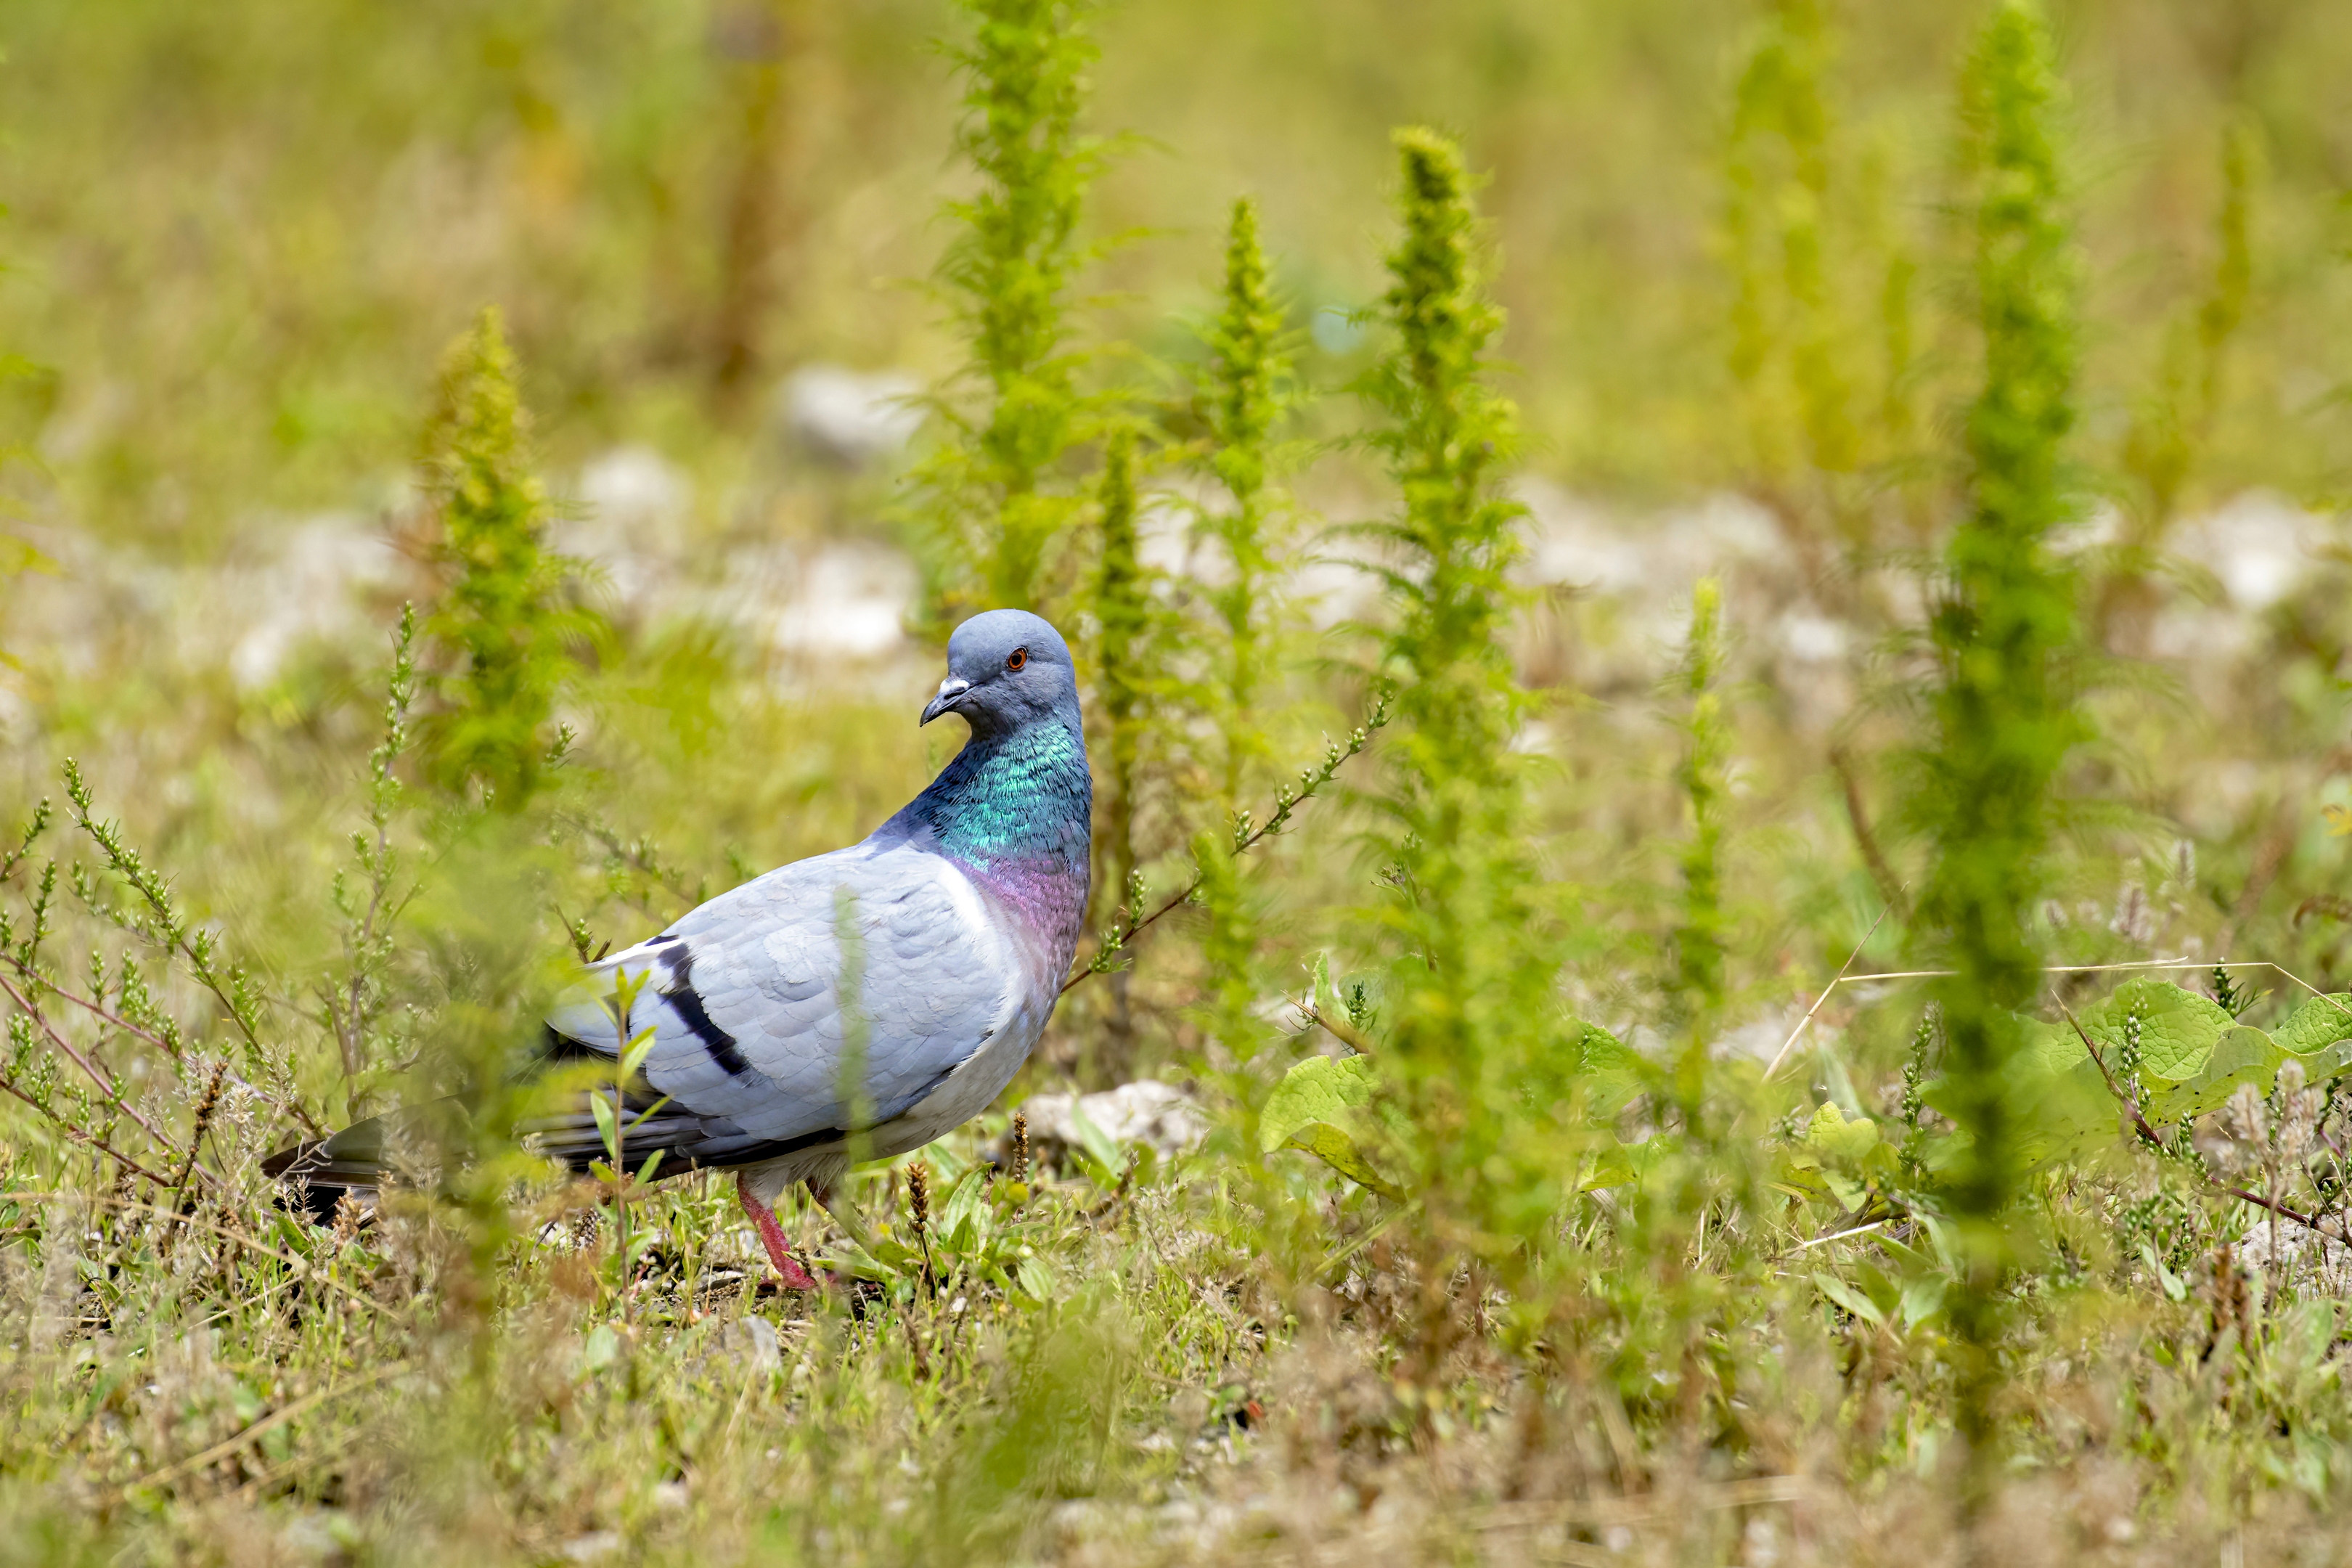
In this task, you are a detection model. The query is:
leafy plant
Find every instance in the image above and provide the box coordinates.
[1907,0,2084,1455]
[915,0,1108,617]
[416,308,600,814]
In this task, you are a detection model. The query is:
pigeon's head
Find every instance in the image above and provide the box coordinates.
[920,609,1079,736]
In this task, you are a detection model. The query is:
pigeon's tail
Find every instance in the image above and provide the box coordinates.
[514,1090,846,1175]
[265,1087,839,1225]
[261,1116,398,1224]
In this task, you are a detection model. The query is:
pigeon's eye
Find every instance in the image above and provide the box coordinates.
[1005,648,1028,672]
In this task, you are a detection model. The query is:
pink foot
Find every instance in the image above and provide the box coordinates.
[736,1171,822,1291]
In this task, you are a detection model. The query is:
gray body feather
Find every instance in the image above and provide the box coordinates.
[265,607,1090,1222]
[535,834,1060,1204]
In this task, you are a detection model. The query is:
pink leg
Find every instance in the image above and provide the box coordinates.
[736,1171,821,1291]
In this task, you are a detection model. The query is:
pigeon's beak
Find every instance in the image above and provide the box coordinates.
[920,677,972,726]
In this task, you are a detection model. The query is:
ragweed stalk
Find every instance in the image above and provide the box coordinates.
[417,309,598,814]
[1194,198,1297,1074]
[1914,0,2084,1462]
[1671,579,1730,1119]
[1357,129,1565,1288]
[918,0,1105,616]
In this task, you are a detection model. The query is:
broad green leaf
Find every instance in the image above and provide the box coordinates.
[1289,1122,1405,1200]
[1568,1020,1646,1119]
[1259,1054,1378,1153]
[1805,1102,1880,1163]
[2014,1017,2088,1078]
[1259,1054,1401,1199]
[2149,1026,2284,1124]
[2271,994,2352,1057]
[865,1237,919,1268]
[2074,979,2234,1082]
[938,1166,987,1242]
[1812,1272,1885,1328]
[1015,1255,1057,1302]
[2305,1040,2352,1084]
[588,1090,618,1151]
[619,1026,657,1081]
[1855,1259,1901,1315]
[1898,1275,1948,1330]
[1068,1101,1122,1176]
[2008,1058,2123,1170]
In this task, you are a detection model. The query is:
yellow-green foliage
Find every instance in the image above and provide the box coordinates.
[1355,129,1571,1274]
[1673,579,1730,1079]
[1914,0,2083,1405]
[920,0,1105,617]
[1193,198,1296,1076]
[15,4,2352,1561]
[1200,198,1294,812]
[417,309,599,814]
[1727,0,1853,483]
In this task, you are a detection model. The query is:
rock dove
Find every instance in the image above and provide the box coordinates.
[267,608,1091,1289]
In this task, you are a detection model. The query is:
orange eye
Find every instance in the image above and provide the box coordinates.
[1006,648,1027,671]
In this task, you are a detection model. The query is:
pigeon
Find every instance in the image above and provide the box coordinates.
[266,608,1092,1289]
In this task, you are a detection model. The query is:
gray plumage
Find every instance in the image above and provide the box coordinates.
[268,609,1093,1223]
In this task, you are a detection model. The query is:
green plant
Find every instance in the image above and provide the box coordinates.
[1350,128,1577,1309]
[1911,0,2084,1466]
[322,606,420,1118]
[918,0,1106,617]
[1671,579,1731,1114]
[417,308,600,814]
[1085,425,1151,1073]
[1199,197,1297,814]
[1726,0,1855,489]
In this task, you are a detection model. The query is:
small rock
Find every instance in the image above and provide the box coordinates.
[719,1313,780,1372]
[779,365,923,466]
[1019,1080,1207,1166]
[559,1532,622,1563]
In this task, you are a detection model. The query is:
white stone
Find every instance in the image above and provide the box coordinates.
[780,365,923,466]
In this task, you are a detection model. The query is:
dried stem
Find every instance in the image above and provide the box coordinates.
[1062,693,1389,994]
[2059,999,2332,1238]
[0,1071,173,1187]
[0,966,187,1159]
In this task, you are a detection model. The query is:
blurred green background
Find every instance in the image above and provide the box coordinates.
[6,0,2352,1055]
[6,0,2346,554]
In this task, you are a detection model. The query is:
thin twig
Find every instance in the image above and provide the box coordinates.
[1764,905,1892,1079]
[2057,999,2333,1238]
[1061,695,1389,995]
[1295,999,1376,1055]
[1794,1220,1889,1251]
[0,1075,173,1187]
[1829,744,1908,921]
[0,968,187,1157]
[1766,953,2302,1080]
[2,952,317,1141]
[7,952,178,1053]
[62,760,324,1137]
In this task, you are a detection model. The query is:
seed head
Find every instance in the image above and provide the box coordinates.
[907,1161,931,1236]
[2224,1082,2269,1146]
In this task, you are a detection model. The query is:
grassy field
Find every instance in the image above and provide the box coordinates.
[8,1,2352,1562]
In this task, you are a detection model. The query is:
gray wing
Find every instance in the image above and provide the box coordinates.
[542,841,1014,1159]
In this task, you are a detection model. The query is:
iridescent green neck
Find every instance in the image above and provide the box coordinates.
[889,717,1093,875]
